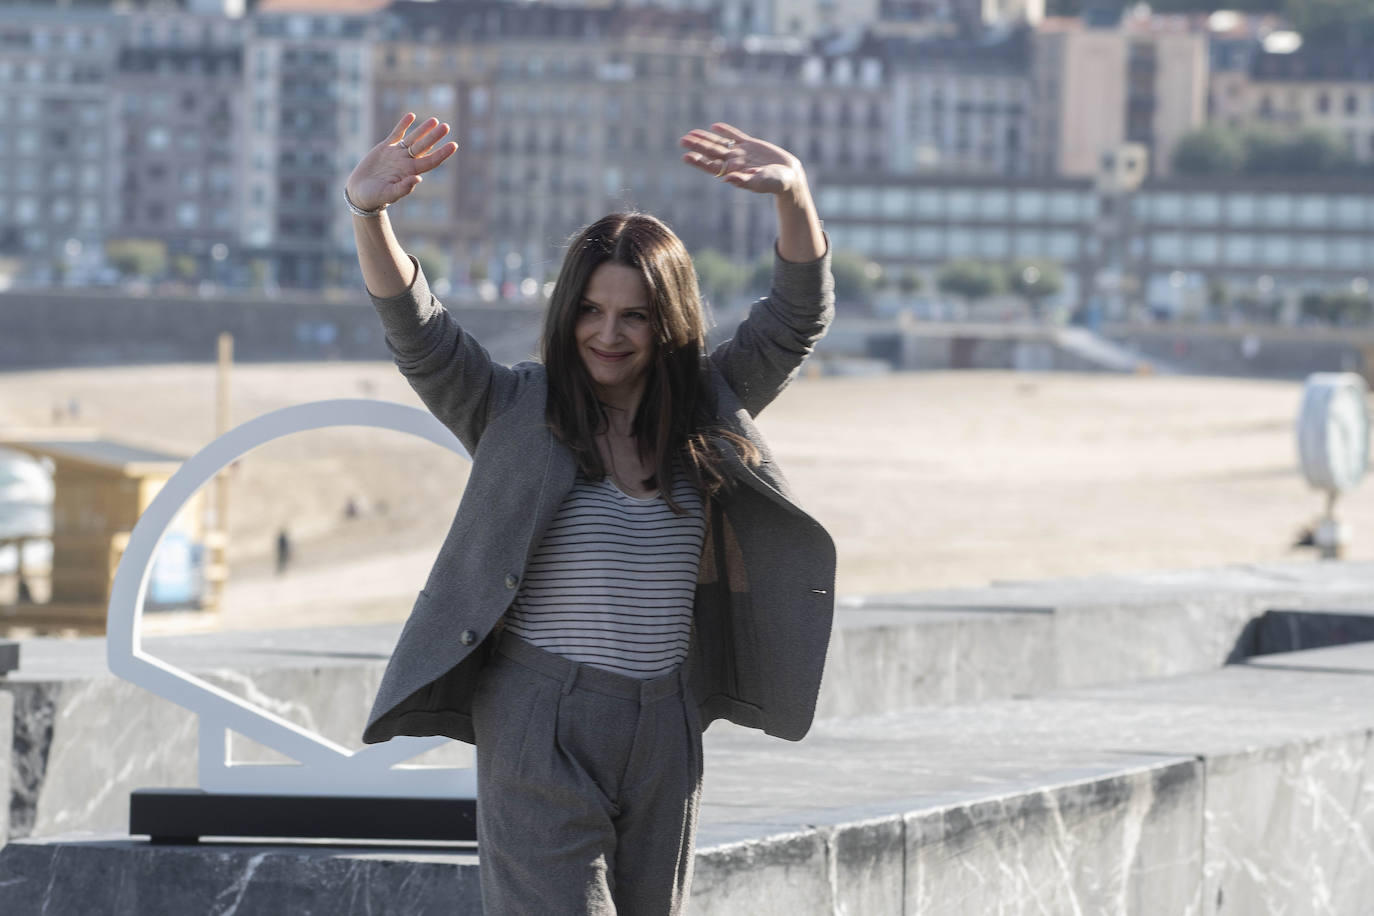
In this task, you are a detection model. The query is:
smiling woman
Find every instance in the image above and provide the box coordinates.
[343,112,836,914]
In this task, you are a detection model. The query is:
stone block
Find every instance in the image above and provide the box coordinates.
[1,625,471,839]
[0,838,481,916]
[817,605,1053,719]
[905,762,1203,915]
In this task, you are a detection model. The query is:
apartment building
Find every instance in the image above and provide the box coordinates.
[243,9,380,289]
[113,12,246,276]
[1244,42,1374,163]
[0,8,119,272]
[886,28,1032,176]
[379,0,718,288]
[816,165,1374,315]
[1031,15,1207,178]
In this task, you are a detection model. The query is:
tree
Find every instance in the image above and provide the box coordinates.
[1172,126,1246,175]
[414,247,447,284]
[898,270,923,297]
[1245,126,1352,174]
[830,250,877,308]
[1301,291,1374,324]
[693,248,748,306]
[1007,260,1064,318]
[938,260,1004,303]
[105,239,167,279]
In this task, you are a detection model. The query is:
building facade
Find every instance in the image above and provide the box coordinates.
[1031,16,1207,179]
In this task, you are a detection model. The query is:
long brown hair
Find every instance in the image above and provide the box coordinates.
[542,213,756,513]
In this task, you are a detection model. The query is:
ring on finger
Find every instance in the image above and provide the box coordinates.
[724,139,736,149]
[714,159,727,178]
[405,144,418,158]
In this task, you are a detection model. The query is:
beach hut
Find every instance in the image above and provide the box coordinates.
[0,433,222,633]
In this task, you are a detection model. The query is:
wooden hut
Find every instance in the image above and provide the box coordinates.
[0,434,222,633]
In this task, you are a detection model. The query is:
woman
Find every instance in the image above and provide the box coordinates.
[346,112,836,914]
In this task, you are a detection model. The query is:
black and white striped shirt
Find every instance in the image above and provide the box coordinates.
[504,469,706,678]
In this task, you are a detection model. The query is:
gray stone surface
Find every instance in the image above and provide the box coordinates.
[0,838,481,915]
[3,633,1373,913]
[7,560,1374,843]
[3,562,1374,914]
[0,626,473,840]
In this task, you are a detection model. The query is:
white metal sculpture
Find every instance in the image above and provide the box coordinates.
[106,399,474,797]
[1296,373,1370,558]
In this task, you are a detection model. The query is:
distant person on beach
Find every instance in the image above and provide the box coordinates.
[275,528,291,575]
[346,111,836,914]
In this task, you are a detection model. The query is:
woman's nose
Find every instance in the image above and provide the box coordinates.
[595,317,621,343]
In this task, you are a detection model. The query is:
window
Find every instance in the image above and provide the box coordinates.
[882,189,909,219]
[1261,235,1291,266]
[1151,233,1183,263]
[1295,194,1327,227]
[1188,233,1219,265]
[978,190,1010,220]
[913,189,942,219]
[1259,194,1291,226]
[947,228,975,257]
[1335,236,1363,268]
[976,230,1009,259]
[1186,194,1221,224]
[946,189,975,219]
[879,227,908,257]
[1226,194,1257,225]
[1223,234,1257,264]
[1334,196,1364,227]
[1298,237,1327,267]
[1014,230,1043,257]
[1016,192,1044,222]
[1152,193,1184,223]
[914,227,941,257]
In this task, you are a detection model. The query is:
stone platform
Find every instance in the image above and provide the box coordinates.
[3,636,1372,914]
[0,562,1372,914]
[6,560,1373,840]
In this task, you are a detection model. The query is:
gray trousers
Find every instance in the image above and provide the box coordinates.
[471,633,704,915]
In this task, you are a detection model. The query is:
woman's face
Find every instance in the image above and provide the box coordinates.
[575,262,655,407]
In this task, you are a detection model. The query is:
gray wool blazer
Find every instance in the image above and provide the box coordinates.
[361,243,836,746]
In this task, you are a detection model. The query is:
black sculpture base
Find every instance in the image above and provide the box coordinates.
[0,640,18,676]
[130,789,477,844]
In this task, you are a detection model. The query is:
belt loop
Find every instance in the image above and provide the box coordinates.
[561,662,579,696]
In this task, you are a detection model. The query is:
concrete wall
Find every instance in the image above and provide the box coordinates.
[0,290,542,370]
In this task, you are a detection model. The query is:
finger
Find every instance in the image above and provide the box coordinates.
[386,113,417,143]
[711,123,751,143]
[399,117,438,148]
[681,151,727,177]
[408,122,451,156]
[680,130,734,158]
[414,141,459,173]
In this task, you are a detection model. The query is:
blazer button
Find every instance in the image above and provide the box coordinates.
[504,573,519,589]
[459,629,477,646]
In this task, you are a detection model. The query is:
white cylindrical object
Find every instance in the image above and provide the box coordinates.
[1297,372,1369,493]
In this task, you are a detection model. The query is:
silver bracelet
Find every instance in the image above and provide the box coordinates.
[343,186,386,218]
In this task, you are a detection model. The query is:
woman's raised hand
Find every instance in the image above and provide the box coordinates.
[345,113,459,213]
[679,123,807,197]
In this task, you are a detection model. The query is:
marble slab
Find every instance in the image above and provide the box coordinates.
[0,838,480,916]
[6,560,1374,844]
[4,642,1374,914]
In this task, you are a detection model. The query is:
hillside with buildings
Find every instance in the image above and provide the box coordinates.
[1,0,1372,336]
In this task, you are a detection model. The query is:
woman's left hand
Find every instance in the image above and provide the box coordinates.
[680,123,806,197]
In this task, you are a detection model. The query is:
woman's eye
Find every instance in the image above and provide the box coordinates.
[626,311,647,321]
[578,304,597,314]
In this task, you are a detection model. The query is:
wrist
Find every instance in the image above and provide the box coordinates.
[344,185,386,218]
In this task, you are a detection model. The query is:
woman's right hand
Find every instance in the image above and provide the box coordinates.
[345,112,458,213]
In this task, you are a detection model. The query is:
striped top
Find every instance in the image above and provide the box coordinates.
[504,468,706,678]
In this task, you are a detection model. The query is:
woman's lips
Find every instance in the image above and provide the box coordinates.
[590,348,631,361]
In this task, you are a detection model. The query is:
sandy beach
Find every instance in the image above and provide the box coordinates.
[0,362,1368,631]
